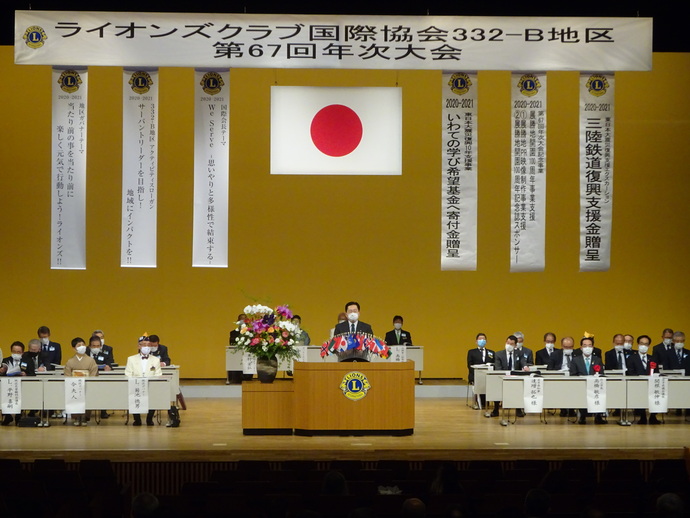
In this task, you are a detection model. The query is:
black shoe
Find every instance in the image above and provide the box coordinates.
[100,411,110,419]
[578,418,586,425]
[1,415,12,426]
[595,415,606,425]
[559,410,568,417]
[132,417,142,426]
[612,409,620,417]
[516,409,526,418]
[649,415,660,425]
[490,410,499,417]
[146,418,155,426]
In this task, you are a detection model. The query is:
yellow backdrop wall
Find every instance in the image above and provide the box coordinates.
[1,47,689,379]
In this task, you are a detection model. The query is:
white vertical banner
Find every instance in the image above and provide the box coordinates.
[128,377,149,414]
[121,68,159,267]
[580,73,614,271]
[441,72,478,270]
[64,377,86,415]
[586,376,607,413]
[1,378,21,414]
[51,67,87,269]
[193,69,230,267]
[242,352,257,375]
[648,375,669,413]
[510,73,546,272]
[523,376,544,413]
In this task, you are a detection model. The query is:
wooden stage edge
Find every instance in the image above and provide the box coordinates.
[2,398,689,463]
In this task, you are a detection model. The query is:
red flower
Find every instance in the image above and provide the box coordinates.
[650,361,657,370]
[593,364,601,372]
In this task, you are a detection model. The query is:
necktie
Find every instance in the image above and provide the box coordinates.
[679,351,683,363]
[509,353,514,370]
[482,350,485,362]
[141,355,149,360]
[350,323,355,334]
[566,355,572,368]
[585,357,591,374]
[396,330,401,343]
[642,355,647,370]
[618,351,624,369]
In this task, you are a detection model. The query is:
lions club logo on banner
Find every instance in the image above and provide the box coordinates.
[129,71,154,94]
[200,72,225,96]
[448,73,472,95]
[585,74,610,97]
[23,26,48,49]
[57,70,82,94]
[340,371,371,401]
[517,73,541,97]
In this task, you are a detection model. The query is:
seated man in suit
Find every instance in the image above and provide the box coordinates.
[87,334,114,419]
[1,341,26,426]
[626,334,660,424]
[535,332,558,366]
[124,335,163,426]
[513,331,534,366]
[486,335,529,419]
[37,325,61,370]
[333,301,374,336]
[546,336,577,417]
[570,336,606,425]
[148,335,171,367]
[385,315,413,346]
[604,333,629,372]
[467,333,494,410]
[20,339,52,426]
[651,328,675,369]
[292,314,311,345]
[92,329,115,365]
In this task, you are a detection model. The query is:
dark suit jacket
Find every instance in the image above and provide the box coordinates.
[333,320,374,336]
[494,349,526,371]
[516,346,534,365]
[384,329,412,346]
[651,342,673,369]
[467,347,495,383]
[535,347,557,366]
[20,351,51,376]
[152,344,171,365]
[546,350,575,371]
[626,353,658,376]
[569,355,605,376]
[40,340,62,369]
[604,348,633,370]
[88,348,114,369]
[665,347,689,371]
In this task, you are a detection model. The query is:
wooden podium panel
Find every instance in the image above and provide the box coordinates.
[242,380,294,435]
[292,360,414,436]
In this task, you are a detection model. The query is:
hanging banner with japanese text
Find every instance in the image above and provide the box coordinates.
[647,375,669,413]
[586,376,607,413]
[580,73,614,271]
[193,69,230,267]
[523,376,544,413]
[441,72,477,271]
[0,378,21,415]
[64,377,86,414]
[128,377,149,414]
[16,12,652,71]
[510,73,546,272]
[121,68,158,267]
[242,352,257,375]
[51,67,87,269]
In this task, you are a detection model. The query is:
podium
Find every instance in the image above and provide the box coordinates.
[293,360,414,436]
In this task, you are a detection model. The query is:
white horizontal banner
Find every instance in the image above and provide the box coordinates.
[16,12,652,71]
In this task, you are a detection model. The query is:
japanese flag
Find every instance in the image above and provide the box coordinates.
[271,86,402,175]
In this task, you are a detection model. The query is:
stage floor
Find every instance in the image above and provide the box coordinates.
[2,397,688,463]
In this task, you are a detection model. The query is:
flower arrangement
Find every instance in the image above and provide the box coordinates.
[232,304,300,361]
[593,364,601,373]
[320,333,390,360]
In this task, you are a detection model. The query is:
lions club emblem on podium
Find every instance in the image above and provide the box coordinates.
[340,371,371,401]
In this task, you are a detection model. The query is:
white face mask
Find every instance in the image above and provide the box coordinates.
[516,343,523,350]
[545,343,554,351]
[581,347,593,357]
[505,344,515,353]
[347,312,359,323]
[614,345,624,353]
[75,345,87,355]
[638,345,649,354]
[41,337,50,345]
[675,342,685,350]
[150,346,159,353]
[663,338,673,346]
[12,353,22,361]
[292,322,300,329]
[91,348,101,355]
[140,346,151,356]
[563,349,573,356]
[623,343,633,351]
[393,323,402,330]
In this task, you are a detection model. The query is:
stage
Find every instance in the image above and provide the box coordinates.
[2,380,688,464]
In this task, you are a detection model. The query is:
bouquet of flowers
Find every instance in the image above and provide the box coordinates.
[320,333,390,360]
[232,304,300,362]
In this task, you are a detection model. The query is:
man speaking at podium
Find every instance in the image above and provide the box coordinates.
[333,301,374,336]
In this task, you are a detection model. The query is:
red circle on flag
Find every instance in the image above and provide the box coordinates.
[310,104,363,157]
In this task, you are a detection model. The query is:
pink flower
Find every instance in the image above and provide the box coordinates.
[250,338,260,346]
